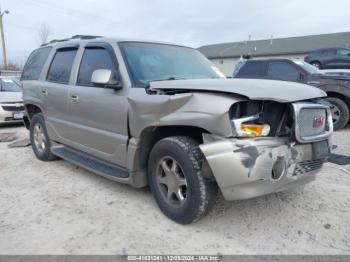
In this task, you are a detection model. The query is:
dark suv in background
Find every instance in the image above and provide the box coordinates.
[305,48,350,69]
[234,59,350,130]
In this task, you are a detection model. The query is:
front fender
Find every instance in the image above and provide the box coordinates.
[318,84,350,98]
[128,90,245,138]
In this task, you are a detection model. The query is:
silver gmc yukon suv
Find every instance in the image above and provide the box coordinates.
[22,35,333,224]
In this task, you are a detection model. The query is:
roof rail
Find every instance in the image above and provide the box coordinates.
[41,35,102,47]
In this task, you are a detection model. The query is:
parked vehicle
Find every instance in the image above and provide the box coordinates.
[234,58,350,130]
[321,69,350,78]
[22,36,332,224]
[305,48,350,69]
[0,76,24,125]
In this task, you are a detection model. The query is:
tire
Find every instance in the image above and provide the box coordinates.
[30,113,57,161]
[311,61,322,69]
[324,97,349,130]
[148,136,218,224]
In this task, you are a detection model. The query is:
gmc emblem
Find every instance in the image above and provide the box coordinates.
[313,116,325,128]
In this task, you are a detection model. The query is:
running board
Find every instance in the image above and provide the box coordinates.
[51,146,129,180]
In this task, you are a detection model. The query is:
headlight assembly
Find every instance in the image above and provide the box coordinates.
[232,114,270,137]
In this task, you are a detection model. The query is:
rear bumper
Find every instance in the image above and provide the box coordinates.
[200,136,331,201]
[0,104,24,125]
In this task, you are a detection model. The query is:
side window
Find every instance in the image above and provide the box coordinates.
[77,47,116,86]
[47,49,78,84]
[21,47,52,80]
[322,49,336,56]
[236,61,267,78]
[267,61,300,82]
[337,49,350,56]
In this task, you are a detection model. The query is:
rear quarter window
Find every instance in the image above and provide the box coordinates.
[235,61,267,78]
[21,47,52,80]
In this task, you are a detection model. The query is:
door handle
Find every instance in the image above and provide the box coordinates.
[71,95,79,103]
[41,90,48,96]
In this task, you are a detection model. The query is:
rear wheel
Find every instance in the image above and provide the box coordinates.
[324,97,349,130]
[30,113,57,161]
[311,61,322,69]
[148,136,218,224]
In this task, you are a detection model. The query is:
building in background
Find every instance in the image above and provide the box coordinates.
[198,31,350,76]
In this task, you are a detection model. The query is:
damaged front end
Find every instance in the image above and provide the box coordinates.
[200,100,333,201]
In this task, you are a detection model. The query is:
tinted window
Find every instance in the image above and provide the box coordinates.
[322,49,336,56]
[337,49,350,56]
[236,61,267,78]
[47,49,77,84]
[0,78,21,92]
[21,47,51,80]
[268,61,300,81]
[77,48,115,86]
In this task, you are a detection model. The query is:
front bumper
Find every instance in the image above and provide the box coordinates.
[200,136,331,201]
[0,103,25,124]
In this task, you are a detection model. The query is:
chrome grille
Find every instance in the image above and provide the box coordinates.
[298,108,326,137]
[2,105,24,112]
[293,103,333,143]
[293,159,325,176]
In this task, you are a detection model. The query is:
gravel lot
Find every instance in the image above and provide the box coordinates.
[0,125,349,255]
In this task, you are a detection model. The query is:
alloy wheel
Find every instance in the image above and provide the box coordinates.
[156,156,188,208]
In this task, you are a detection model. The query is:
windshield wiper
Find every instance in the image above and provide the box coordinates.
[151,77,187,82]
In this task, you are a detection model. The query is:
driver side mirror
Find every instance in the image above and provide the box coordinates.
[91,69,123,90]
[299,73,306,82]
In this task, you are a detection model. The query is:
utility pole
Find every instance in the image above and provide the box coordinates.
[0,8,9,70]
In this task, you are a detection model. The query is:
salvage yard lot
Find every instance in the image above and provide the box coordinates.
[0,125,349,255]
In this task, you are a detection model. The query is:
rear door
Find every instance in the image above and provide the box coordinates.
[43,46,79,142]
[335,49,350,68]
[65,42,128,166]
[234,60,268,79]
[321,49,337,68]
[267,61,301,82]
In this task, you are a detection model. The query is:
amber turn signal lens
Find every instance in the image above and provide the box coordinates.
[241,124,270,137]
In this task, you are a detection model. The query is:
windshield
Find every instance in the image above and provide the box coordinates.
[293,60,320,75]
[119,42,223,87]
[1,78,22,92]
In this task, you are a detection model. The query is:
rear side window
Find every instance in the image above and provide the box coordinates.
[267,61,300,82]
[77,48,116,86]
[322,49,336,56]
[236,61,267,78]
[47,49,78,84]
[21,47,51,80]
[337,49,350,56]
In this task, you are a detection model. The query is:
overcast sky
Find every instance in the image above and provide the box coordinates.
[2,0,350,65]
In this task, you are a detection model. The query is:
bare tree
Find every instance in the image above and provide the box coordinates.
[36,23,51,45]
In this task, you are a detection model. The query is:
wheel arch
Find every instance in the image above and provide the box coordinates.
[137,125,210,170]
[23,104,43,129]
[326,92,350,110]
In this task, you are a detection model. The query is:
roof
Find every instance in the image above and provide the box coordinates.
[41,35,189,48]
[198,31,350,59]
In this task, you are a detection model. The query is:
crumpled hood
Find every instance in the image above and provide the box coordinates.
[0,92,23,103]
[150,78,326,102]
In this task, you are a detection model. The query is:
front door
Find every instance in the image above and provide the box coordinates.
[65,43,129,167]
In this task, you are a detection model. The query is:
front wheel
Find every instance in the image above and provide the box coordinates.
[148,136,218,224]
[324,97,349,130]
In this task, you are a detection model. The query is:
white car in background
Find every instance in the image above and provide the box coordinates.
[0,76,24,125]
